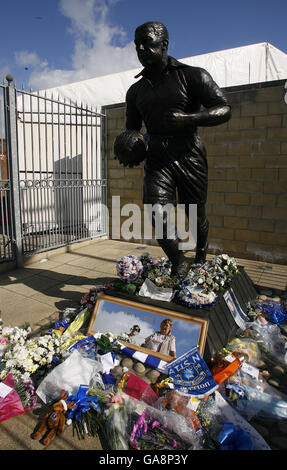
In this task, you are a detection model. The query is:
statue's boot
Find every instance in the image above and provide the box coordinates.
[157,237,192,281]
[194,216,209,265]
[194,242,209,265]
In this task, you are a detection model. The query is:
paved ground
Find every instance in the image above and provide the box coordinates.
[0,238,286,451]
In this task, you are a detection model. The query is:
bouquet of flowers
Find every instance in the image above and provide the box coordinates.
[0,319,32,358]
[129,408,191,450]
[94,332,122,356]
[139,253,174,288]
[80,284,110,312]
[101,392,198,450]
[0,333,66,384]
[116,255,143,282]
[213,254,239,275]
[207,254,239,289]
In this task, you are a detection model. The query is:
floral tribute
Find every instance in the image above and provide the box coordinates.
[114,252,239,307]
[0,318,68,417]
[116,255,144,282]
[177,254,239,307]
[0,333,65,383]
[139,253,174,288]
[129,408,190,450]
[1,249,285,452]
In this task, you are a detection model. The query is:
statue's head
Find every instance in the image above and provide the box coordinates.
[134,21,169,69]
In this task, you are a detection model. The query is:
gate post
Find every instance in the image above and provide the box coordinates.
[5,75,23,268]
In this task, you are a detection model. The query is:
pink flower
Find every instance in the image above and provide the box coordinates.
[131,439,139,450]
[152,420,160,429]
[152,258,160,266]
[0,337,7,344]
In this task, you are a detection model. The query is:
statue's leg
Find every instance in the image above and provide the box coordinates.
[194,204,209,264]
[151,204,191,279]
[143,154,192,280]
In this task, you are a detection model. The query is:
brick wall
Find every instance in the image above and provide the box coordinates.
[103,78,287,264]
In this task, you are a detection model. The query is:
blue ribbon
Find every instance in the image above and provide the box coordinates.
[66,384,100,421]
[218,423,253,450]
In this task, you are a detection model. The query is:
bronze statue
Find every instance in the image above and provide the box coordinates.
[118,21,231,280]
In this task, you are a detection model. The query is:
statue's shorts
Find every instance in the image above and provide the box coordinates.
[143,134,208,207]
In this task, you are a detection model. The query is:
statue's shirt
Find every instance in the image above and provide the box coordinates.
[125,56,229,205]
[126,56,229,137]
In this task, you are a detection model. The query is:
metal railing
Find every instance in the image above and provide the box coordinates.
[0,76,107,266]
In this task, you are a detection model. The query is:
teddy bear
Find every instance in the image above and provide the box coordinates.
[33,389,76,446]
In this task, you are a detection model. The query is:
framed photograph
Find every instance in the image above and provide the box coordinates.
[223,288,249,330]
[87,293,209,363]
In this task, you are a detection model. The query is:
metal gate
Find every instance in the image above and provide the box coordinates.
[0,77,107,267]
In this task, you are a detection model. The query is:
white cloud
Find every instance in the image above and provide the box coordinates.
[92,307,155,346]
[22,0,138,90]
[14,51,42,68]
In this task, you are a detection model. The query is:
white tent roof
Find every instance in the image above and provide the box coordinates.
[40,42,287,109]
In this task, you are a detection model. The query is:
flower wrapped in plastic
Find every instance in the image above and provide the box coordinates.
[103,392,200,450]
[196,391,270,450]
[224,368,287,421]
[129,407,192,450]
[0,373,26,422]
[224,336,261,367]
[246,315,287,368]
[158,389,203,436]
[116,255,144,283]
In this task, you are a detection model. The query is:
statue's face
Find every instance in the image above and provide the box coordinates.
[134,26,167,69]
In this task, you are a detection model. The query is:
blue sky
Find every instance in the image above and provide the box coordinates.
[1,0,286,90]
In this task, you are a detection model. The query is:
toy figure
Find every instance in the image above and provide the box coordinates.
[33,389,76,446]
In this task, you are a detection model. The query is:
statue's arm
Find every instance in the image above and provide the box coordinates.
[165,68,231,129]
[166,105,231,128]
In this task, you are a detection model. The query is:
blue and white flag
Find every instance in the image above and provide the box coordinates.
[118,343,169,373]
[167,346,218,397]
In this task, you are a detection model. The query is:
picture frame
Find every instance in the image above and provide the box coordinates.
[87,293,209,363]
